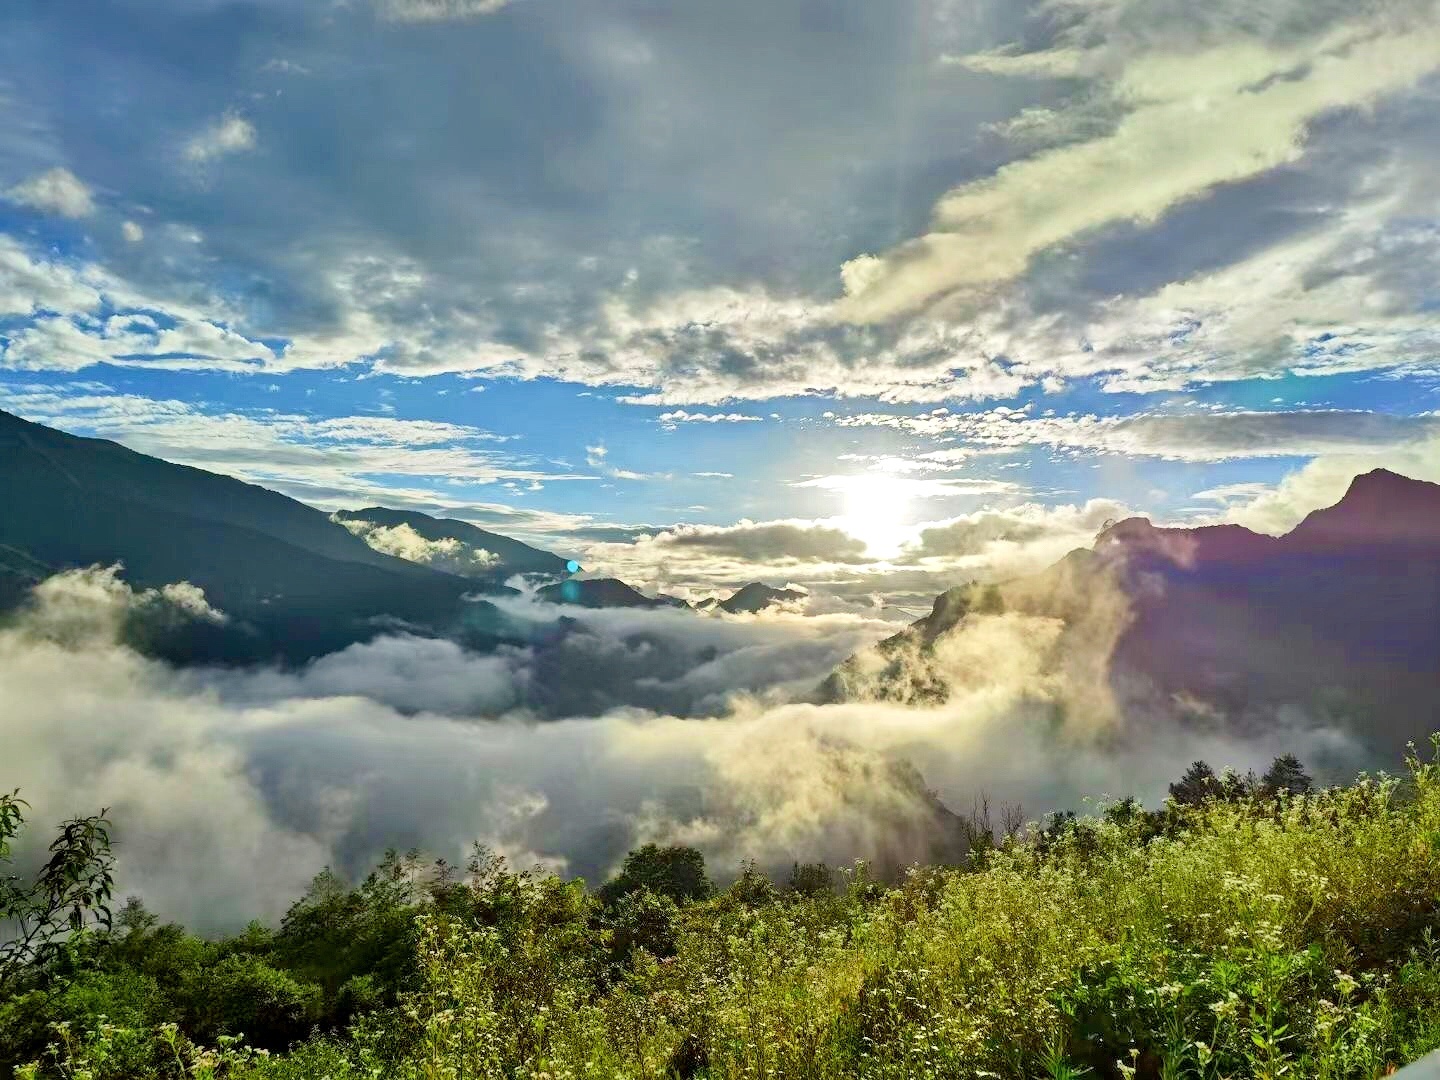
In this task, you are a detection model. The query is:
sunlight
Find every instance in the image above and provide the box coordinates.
[831,472,917,559]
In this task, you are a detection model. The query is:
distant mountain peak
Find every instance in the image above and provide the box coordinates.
[1287,468,1440,548]
[716,582,807,614]
[537,577,689,610]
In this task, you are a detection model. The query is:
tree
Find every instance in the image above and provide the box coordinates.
[0,791,115,994]
[599,844,713,906]
[1262,753,1314,797]
[1219,768,1257,802]
[728,860,779,908]
[604,889,681,966]
[787,862,835,898]
[1169,761,1221,807]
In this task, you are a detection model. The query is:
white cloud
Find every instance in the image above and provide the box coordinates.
[1215,435,1440,534]
[1,567,1365,931]
[647,519,873,563]
[4,166,95,218]
[184,113,257,164]
[0,387,593,511]
[838,8,1440,321]
[2,314,277,372]
[0,237,104,317]
[908,499,1131,563]
[335,517,501,573]
[657,410,763,430]
[837,407,1440,463]
[376,0,515,20]
[121,220,144,243]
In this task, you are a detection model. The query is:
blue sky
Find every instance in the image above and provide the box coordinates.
[3,0,1440,602]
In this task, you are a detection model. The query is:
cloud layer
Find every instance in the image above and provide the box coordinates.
[2,567,1368,933]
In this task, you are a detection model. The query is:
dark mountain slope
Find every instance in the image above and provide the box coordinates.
[0,410,416,573]
[706,582,809,614]
[538,578,690,610]
[0,410,512,663]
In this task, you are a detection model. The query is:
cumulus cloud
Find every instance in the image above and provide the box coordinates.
[335,516,501,574]
[657,410,764,430]
[1,567,1367,933]
[184,113,257,164]
[2,314,276,372]
[654,520,871,562]
[2,0,1436,410]
[5,167,95,218]
[121,220,144,243]
[0,238,105,318]
[909,500,1130,561]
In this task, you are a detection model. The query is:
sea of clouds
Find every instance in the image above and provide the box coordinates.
[0,566,1361,933]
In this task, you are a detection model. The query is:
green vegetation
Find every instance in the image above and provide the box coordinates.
[4,741,1440,1079]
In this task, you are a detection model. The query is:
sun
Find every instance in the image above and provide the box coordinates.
[832,473,916,559]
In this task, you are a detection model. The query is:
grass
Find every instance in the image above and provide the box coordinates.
[9,738,1440,1080]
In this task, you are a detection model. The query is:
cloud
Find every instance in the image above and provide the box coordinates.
[657,410,763,430]
[837,407,1440,462]
[909,499,1129,560]
[121,221,144,243]
[0,387,594,520]
[575,519,890,601]
[1,566,1368,932]
[4,167,95,217]
[2,0,1437,409]
[2,314,276,372]
[184,113,257,164]
[376,0,516,20]
[795,473,1021,499]
[0,238,105,317]
[649,520,872,563]
[335,517,501,573]
[1208,434,1440,534]
[837,6,1440,321]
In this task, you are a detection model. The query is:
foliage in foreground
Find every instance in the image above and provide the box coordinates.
[3,741,1440,1079]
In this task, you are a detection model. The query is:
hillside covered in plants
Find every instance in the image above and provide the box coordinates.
[3,741,1439,1080]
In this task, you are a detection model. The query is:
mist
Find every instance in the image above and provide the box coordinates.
[0,567,1364,934]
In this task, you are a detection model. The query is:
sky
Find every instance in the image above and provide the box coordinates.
[3,0,1440,604]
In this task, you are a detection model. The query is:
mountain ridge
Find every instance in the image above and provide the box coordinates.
[0,409,519,663]
[826,468,1440,756]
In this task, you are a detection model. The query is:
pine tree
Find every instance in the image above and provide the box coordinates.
[1169,760,1220,806]
[1262,753,1314,796]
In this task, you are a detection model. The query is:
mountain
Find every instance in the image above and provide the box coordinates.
[700,582,809,615]
[826,469,1440,757]
[0,409,518,663]
[332,506,570,581]
[538,577,690,610]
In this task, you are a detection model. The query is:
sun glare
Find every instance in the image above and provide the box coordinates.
[833,473,916,559]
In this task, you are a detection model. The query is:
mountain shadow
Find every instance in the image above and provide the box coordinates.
[0,410,520,664]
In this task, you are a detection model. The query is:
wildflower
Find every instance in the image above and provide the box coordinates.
[1334,971,1359,999]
